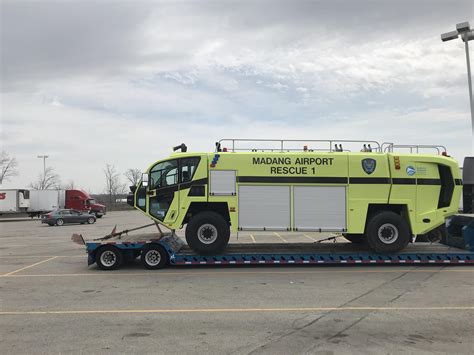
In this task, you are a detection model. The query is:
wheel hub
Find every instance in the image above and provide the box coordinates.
[145,250,161,266]
[197,224,218,244]
[378,223,398,244]
[100,251,116,266]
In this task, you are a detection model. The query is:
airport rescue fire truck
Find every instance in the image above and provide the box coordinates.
[73,139,473,270]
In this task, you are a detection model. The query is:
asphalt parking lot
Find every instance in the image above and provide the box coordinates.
[1,211,473,354]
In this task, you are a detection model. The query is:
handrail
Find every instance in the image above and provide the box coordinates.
[218,139,381,153]
[382,143,447,154]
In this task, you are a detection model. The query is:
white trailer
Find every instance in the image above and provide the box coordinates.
[0,189,30,214]
[29,190,66,214]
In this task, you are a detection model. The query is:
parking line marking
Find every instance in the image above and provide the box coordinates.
[273,232,288,243]
[2,256,59,276]
[2,268,473,278]
[1,306,473,316]
[249,234,256,243]
[303,234,318,242]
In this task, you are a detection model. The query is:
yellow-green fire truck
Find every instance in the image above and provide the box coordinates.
[129,139,462,255]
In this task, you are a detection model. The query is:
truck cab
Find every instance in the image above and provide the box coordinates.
[65,190,107,218]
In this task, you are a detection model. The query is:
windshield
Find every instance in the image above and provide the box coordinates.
[150,160,178,189]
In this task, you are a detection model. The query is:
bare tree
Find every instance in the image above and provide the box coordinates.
[104,164,126,208]
[124,168,141,186]
[30,167,61,190]
[63,180,76,190]
[0,151,19,184]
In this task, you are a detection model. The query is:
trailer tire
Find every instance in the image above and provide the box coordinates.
[141,244,168,269]
[416,225,446,243]
[366,211,410,253]
[96,246,123,270]
[344,234,366,244]
[56,218,64,226]
[186,211,230,255]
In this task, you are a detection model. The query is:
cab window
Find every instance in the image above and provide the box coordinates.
[181,157,200,183]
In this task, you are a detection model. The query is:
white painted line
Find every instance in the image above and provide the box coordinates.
[303,234,317,242]
[273,232,288,243]
[3,256,59,276]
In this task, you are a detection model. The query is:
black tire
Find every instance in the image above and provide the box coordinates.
[344,234,366,244]
[97,215,103,219]
[141,244,169,269]
[48,223,54,226]
[96,246,123,270]
[56,218,64,226]
[365,211,411,253]
[185,211,230,255]
[87,217,95,224]
[416,226,446,243]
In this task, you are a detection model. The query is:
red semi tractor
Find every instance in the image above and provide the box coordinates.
[0,189,106,218]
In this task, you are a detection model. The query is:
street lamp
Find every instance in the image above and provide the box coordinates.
[441,21,474,138]
[37,155,49,179]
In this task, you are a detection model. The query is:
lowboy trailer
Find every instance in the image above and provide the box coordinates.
[74,214,474,270]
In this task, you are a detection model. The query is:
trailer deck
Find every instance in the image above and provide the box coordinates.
[80,233,474,269]
[75,214,474,269]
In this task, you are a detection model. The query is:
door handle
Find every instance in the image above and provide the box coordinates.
[147,190,156,197]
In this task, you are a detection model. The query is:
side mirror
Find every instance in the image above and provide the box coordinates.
[141,173,149,187]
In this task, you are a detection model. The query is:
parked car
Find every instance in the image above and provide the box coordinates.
[41,209,96,226]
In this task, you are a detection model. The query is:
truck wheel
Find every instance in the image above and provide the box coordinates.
[185,211,230,255]
[141,244,168,269]
[96,246,123,270]
[344,234,366,244]
[56,218,64,226]
[366,211,410,253]
[87,217,95,224]
[97,215,103,219]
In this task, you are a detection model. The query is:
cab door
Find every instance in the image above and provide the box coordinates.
[147,159,180,224]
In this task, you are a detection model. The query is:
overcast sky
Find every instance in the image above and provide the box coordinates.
[1,0,473,193]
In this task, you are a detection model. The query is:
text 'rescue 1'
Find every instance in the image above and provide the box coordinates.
[252,157,334,175]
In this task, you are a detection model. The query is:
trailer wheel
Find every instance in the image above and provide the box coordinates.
[96,246,123,270]
[186,211,230,255]
[366,211,410,253]
[141,244,168,269]
[416,225,446,243]
[344,234,366,244]
[56,218,64,226]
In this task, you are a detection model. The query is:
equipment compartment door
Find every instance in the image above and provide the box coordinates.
[293,186,346,231]
[238,185,290,230]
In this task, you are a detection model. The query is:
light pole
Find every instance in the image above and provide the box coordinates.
[37,155,49,187]
[441,22,474,140]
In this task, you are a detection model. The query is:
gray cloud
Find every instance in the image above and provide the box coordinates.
[1,0,473,191]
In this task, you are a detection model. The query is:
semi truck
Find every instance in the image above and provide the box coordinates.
[0,188,106,218]
[124,139,462,255]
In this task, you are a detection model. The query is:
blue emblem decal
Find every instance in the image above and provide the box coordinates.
[361,158,376,175]
[406,166,416,176]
